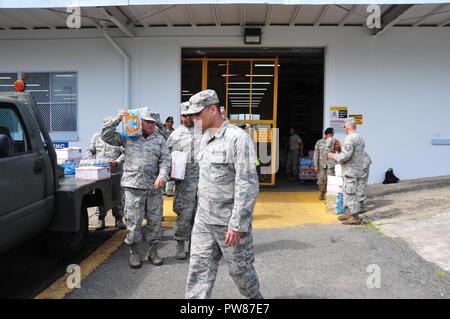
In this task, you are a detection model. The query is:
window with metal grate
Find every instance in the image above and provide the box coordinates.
[0,72,78,140]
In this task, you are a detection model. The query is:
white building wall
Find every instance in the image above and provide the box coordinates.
[1,26,449,183]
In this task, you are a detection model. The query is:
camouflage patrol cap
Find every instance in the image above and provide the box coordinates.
[344,117,357,127]
[141,109,157,122]
[180,102,190,115]
[187,89,220,114]
[148,111,161,123]
[102,116,115,125]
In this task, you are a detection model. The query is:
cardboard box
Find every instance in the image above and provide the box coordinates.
[56,147,82,162]
[171,151,187,181]
[76,166,111,181]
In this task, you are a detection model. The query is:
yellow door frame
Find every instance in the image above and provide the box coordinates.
[182,57,279,185]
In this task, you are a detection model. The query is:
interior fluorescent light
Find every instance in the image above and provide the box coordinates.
[228,93,265,95]
[228,82,270,85]
[245,74,274,77]
[228,88,267,91]
[254,64,280,67]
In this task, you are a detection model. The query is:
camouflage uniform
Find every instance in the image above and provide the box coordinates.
[101,117,171,245]
[85,131,125,219]
[286,133,302,178]
[335,132,367,216]
[360,151,372,211]
[167,124,200,241]
[185,90,261,299]
[313,137,337,193]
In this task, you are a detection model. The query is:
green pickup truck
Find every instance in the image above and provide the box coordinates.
[0,92,121,258]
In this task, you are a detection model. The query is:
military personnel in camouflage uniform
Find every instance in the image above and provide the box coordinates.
[286,128,303,181]
[185,90,263,299]
[102,109,171,269]
[85,120,126,230]
[163,116,176,196]
[313,127,341,200]
[328,117,370,225]
[166,102,201,260]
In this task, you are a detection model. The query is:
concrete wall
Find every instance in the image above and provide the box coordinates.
[1,26,449,183]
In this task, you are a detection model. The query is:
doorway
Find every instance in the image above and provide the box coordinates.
[181,48,324,186]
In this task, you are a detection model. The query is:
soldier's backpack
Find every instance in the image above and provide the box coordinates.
[383,168,399,184]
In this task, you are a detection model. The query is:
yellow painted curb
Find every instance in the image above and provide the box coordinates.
[35,230,126,299]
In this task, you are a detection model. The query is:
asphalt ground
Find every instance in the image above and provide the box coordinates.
[65,224,450,299]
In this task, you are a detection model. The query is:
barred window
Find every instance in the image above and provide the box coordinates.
[0,72,78,141]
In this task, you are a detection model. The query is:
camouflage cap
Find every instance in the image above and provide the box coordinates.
[102,116,115,125]
[187,89,220,114]
[180,102,190,115]
[344,117,357,127]
[148,111,161,123]
[141,109,157,122]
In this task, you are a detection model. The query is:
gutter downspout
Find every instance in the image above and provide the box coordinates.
[102,28,130,108]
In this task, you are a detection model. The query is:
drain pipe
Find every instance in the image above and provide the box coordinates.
[102,28,130,108]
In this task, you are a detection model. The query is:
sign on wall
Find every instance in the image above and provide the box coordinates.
[349,114,363,125]
[329,106,348,132]
[52,142,69,149]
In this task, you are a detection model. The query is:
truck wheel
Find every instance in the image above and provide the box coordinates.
[48,204,89,259]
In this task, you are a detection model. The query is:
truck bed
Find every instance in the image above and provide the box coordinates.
[48,173,122,232]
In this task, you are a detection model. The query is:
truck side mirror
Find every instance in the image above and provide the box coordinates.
[0,134,10,157]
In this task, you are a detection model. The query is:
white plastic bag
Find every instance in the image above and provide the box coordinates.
[171,151,187,181]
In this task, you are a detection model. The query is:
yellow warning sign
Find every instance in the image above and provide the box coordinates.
[349,114,363,125]
[253,129,272,142]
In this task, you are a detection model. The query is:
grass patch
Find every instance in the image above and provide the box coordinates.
[436,271,448,279]
[363,221,380,232]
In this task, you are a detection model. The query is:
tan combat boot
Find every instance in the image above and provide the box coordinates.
[148,244,163,266]
[338,213,352,221]
[342,216,363,225]
[176,240,187,260]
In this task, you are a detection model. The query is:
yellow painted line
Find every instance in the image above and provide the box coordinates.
[163,191,339,228]
[37,191,337,299]
[35,229,126,299]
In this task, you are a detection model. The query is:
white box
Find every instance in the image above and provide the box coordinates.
[56,147,82,162]
[171,151,187,181]
[76,166,111,181]
[327,175,343,193]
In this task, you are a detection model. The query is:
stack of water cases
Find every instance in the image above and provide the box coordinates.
[56,147,82,175]
[299,150,317,182]
[325,165,344,214]
[76,159,111,181]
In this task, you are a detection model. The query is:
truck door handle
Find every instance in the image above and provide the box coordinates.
[33,160,43,174]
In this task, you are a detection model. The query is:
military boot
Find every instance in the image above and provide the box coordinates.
[319,192,325,200]
[342,216,363,225]
[148,244,163,266]
[115,217,126,230]
[176,240,187,260]
[337,213,352,221]
[129,244,142,269]
[95,218,106,231]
